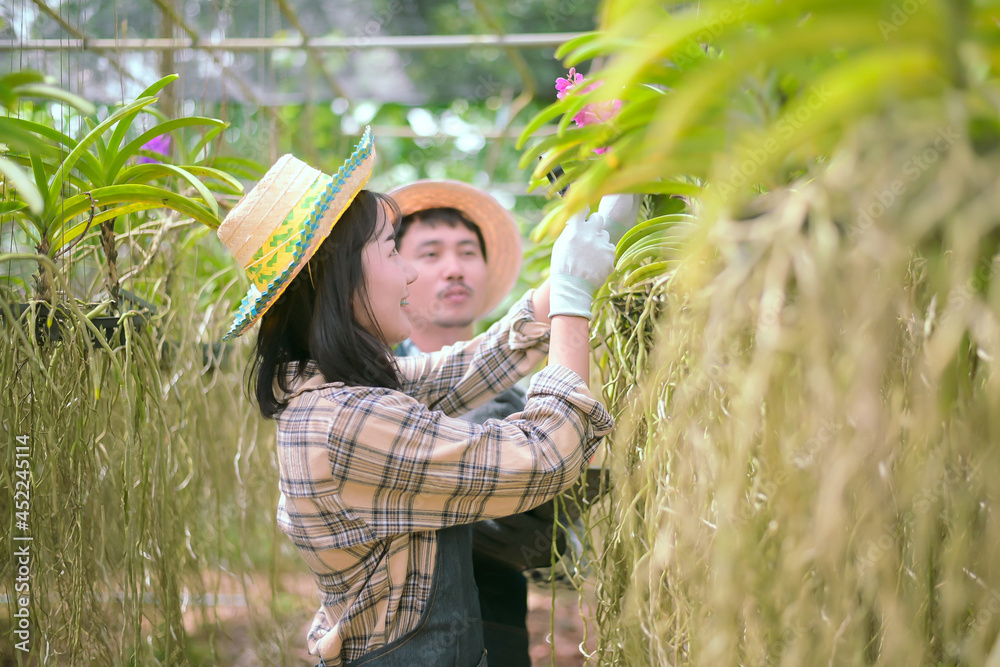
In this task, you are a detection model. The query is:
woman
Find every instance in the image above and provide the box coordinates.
[215,128,616,667]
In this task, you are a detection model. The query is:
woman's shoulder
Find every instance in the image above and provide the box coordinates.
[280,362,407,406]
[278,382,430,449]
[285,380,415,414]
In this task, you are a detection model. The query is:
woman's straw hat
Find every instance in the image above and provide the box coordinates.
[388,180,521,317]
[217,127,375,340]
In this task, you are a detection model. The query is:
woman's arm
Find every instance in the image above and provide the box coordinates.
[290,371,613,537]
[397,205,613,411]
[550,317,591,388]
[530,279,551,326]
[532,280,591,386]
[397,281,592,414]
[396,290,551,414]
[541,206,616,389]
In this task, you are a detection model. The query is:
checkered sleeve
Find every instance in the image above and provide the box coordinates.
[328,363,613,533]
[395,290,550,417]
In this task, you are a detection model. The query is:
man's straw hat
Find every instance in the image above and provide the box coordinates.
[388,180,521,317]
[217,127,375,340]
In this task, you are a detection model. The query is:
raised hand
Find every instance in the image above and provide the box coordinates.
[598,193,643,245]
[548,209,616,319]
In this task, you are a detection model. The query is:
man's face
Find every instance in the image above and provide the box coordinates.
[397,220,489,330]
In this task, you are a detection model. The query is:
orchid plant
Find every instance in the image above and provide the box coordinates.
[517,3,1000,666]
[0,73,241,305]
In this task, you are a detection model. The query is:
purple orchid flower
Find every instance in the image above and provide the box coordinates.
[138,134,171,164]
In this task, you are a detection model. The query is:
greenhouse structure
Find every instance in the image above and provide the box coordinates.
[4,0,1000,665]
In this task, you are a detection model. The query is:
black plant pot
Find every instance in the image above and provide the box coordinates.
[5,302,148,347]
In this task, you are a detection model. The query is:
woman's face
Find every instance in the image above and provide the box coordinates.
[353,211,418,345]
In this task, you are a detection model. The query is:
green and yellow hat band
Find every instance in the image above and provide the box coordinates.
[243,175,333,292]
[217,127,375,340]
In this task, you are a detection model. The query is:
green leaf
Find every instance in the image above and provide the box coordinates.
[30,153,48,203]
[190,125,227,162]
[50,183,220,234]
[517,101,569,150]
[105,74,180,163]
[554,31,600,60]
[0,119,104,184]
[0,117,75,150]
[562,36,636,67]
[0,201,28,215]
[0,71,46,89]
[176,165,245,195]
[617,236,686,269]
[137,74,180,100]
[11,83,96,115]
[0,118,58,154]
[0,82,14,109]
[113,163,220,216]
[11,213,41,245]
[530,206,567,243]
[108,117,227,179]
[43,95,159,220]
[518,131,585,170]
[0,156,43,214]
[50,202,161,253]
[616,216,695,262]
[622,260,672,287]
[208,156,266,180]
[117,162,240,194]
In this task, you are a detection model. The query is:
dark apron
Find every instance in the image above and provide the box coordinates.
[325,525,488,667]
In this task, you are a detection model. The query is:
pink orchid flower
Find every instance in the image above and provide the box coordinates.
[555,68,622,154]
[555,67,585,99]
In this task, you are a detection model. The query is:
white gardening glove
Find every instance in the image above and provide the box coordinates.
[549,209,615,319]
[598,193,643,245]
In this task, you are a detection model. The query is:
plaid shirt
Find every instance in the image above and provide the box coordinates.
[273,291,613,665]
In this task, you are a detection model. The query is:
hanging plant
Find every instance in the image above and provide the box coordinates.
[517,2,1000,665]
[0,71,273,666]
[0,72,242,344]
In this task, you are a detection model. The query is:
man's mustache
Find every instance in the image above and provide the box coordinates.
[437,283,473,299]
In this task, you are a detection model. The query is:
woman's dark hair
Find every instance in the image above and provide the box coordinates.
[248,190,403,419]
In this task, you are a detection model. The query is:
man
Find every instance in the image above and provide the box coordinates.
[390,179,547,667]
[390,180,643,665]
